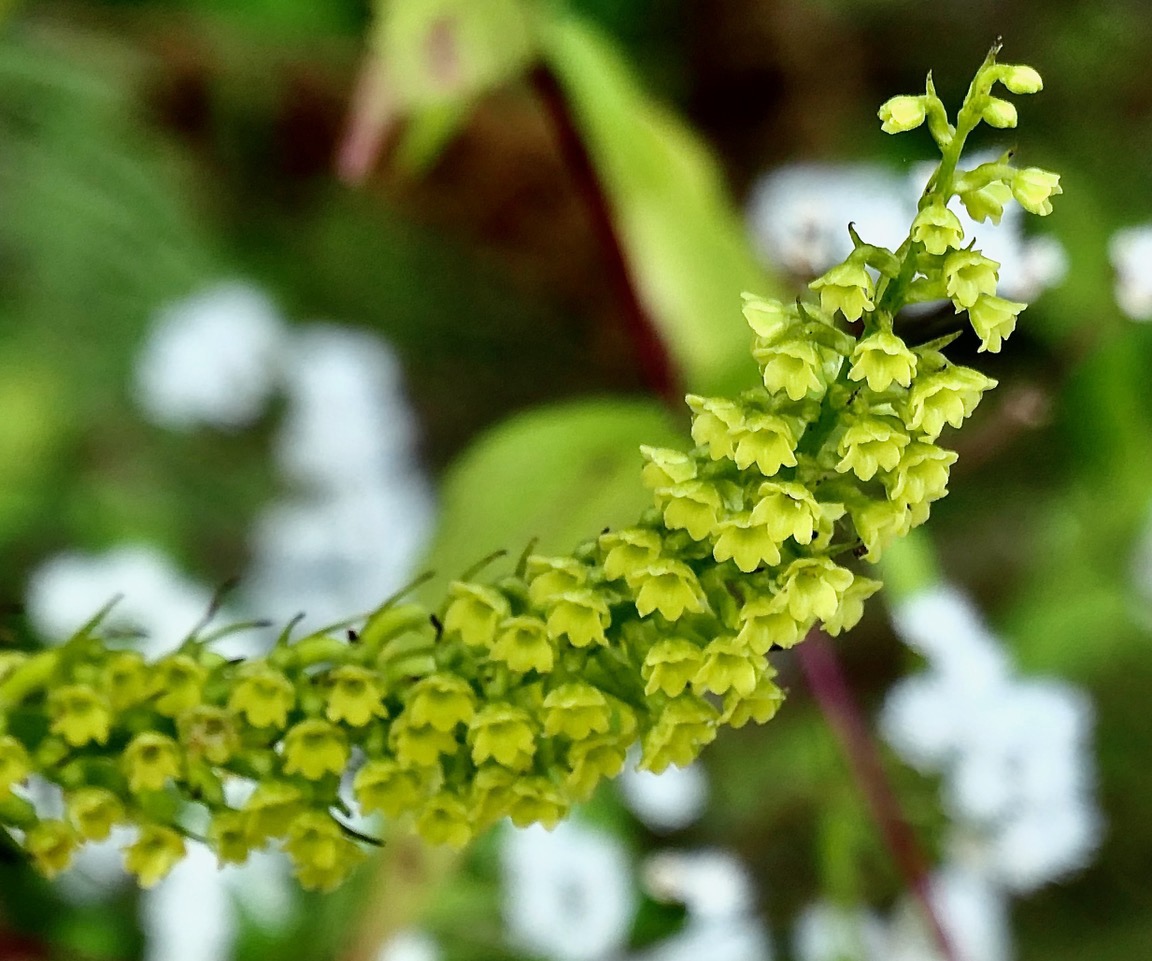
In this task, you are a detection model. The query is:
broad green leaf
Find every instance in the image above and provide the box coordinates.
[420,398,684,596]
[542,15,776,396]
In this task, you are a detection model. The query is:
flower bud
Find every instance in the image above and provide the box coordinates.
[998,64,1043,94]
[981,97,1018,129]
[878,95,927,134]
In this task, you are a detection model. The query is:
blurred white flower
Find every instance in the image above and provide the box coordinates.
[886,866,1009,961]
[618,755,709,833]
[501,821,636,961]
[747,160,1065,303]
[639,850,772,961]
[135,280,286,430]
[884,584,1101,901]
[376,929,441,961]
[1109,225,1152,320]
[793,901,886,961]
[25,544,220,658]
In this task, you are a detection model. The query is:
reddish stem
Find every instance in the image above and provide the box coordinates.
[797,631,957,961]
[528,64,680,406]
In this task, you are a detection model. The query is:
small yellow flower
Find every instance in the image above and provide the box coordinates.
[639,445,699,489]
[686,396,743,461]
[26,819,79,879]
[639,695,719,774]
[405,674,476,731]
[944,250,1000,310]
[780,557,855,623]
[753,335,826,401]
[244,781,306,845]
[878,94,927,134]
[822,575,884,636]
[0,735,31,796]
[491,616,554,674]
[66,787,124,841]
[284,811,364,892]
[886,442,958,506]
[736,595,808,654]
[751,481,822,545]
[508,777,568,829]
[442,582,510,648]
[545,589,611,649]
[911,202,964,256]
[123,732,182,793]
[542,683,612,740]
[809,261,875,322]
[632,560,708,621]
[150,654,207,716]
[722,671,786,729]
[208,810,251,866]
[1011,167,1061,216]
[658,480,723,541]
[906,364,997,440]
[848,330,918,393]
[525,556,589,607]
[48,684,112,747]
[642,638,704,697]
[835,416,911,481]
[282,719,349,780]
[325,665,387,727]
[692,636,759,697]
[967,294,1026,353]
[124,824,186,888]
[599,528,663,582]
[566,737,628,800]
[416,792,473,848]
[468,704,536,770]
[102,651,149,711]
[980,96,1018,129]
[177,705,241,765]
[228,664,296,729]
[712,514,781,573]
[354,758,429,818]
[390,717,460,767]
[732,413,800,476]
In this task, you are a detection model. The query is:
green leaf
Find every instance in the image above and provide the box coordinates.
[420,398,684,596]
[541,15,776,396]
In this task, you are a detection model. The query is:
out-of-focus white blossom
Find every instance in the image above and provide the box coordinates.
[618,753,709,833]
[793,901,887,961]
[376,929,442,961]
[501,821,636,961]
[886,867,1010,961]
[135,281,286,430]
[1109,225,1152,320]
[639,850,772,961]
[747,160,1065,303]
[884,585,1101,897]
[25,545,223,658]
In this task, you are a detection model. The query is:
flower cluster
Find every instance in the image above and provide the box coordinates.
[0,48,1056,892]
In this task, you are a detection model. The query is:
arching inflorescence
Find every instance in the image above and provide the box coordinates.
[0,47,1060,891]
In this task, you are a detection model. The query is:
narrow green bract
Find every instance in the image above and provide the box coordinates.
[0,46,1057,891]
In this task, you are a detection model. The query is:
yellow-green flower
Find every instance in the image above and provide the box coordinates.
[693,636,758,697]
[848,330,917,392]
[878,94,927,133]
[325,665,386,727]
[809,260,875,322]
[733,413,800,476]
[491,616,554,674]
[208,810,251,866]
[980,96,1017,128]
[632,560,708,621]
[48,684,112,747]
[0,734,31,797]
[1012,166,1061,215]
[526,556,589,607]
[600,528,663,582]
[640,695,719,774]
[959,180,1013,225]
[123,732,182,793]
[282,719,349,780]
[244,781,306,845]
[835,415,910,481]
[911,202,964,255]
[508,777,568,829]
[736,595,808,654]
[406,674,476,731]
[472,763,519,826]
[640,445,698,488]
[66,787,124,841]
[686,395,743,461]
[906,364,997,440]
[567,737,628,800]
[354,759,429,818]
[124,824,186,888]
[642,638,704,697]
[177,705,241,765]
[996,63,1043,94]
[886,442,958,506]
[722,671,786,729]
[753,335,826,401]
[284,811,364,892]
[848,497,912,561]
[742,293,798,339]
[658,480,723,541]
[442,581,510,648]
[968,294,1026,353]
[468,704,536,770]
[228,664,296,729]
[712,513,781,573]
[150,654,207,716]
[943,250,1000,310]
[390,717,459,767]
[25,819,79,879]
[545,589,611,648]
[751,480,822,545]
[102,651,149,711]
[822,575,884,636]
[416,791,473,848]
[542,683,612,740]
[780,557,855,623]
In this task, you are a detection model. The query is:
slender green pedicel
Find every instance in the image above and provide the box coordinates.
[0,48,1058,891]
